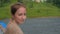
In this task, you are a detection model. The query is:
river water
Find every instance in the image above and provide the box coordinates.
[0,17,60,34]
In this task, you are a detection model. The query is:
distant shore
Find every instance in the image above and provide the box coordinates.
[0,16,60,20]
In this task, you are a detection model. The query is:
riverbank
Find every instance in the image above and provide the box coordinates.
[0,1,60,20]
[0,16,60,20]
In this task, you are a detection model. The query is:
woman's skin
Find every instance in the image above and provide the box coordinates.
[4,7,26,34]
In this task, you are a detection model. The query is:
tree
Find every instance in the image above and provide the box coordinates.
[18,0,23,3]
[0,0,10,7]
[46,0,60,8]
[0,0,4,7]
[53,0,60,8]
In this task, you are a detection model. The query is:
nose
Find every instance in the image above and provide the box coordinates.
[22,15,26,20]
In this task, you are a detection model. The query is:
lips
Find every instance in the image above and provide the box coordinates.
[19,19,24,22]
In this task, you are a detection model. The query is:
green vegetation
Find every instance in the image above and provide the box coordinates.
[26,2,60,18]
[0,0,60,19]
[46,0,60,8]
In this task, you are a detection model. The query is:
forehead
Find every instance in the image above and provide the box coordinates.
[17,7,26,13]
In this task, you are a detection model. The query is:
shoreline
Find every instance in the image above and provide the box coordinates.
[0,16,60,20]
[28,16,60,18]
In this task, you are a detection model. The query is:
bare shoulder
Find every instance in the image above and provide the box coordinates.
[7,23,14,29]
[8,23,23,34]
[4,22,24,34]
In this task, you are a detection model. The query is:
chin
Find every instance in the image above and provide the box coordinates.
[19,22,24,24]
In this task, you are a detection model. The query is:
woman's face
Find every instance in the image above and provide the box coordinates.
[13,7,26,24]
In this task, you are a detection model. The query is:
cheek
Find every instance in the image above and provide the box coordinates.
[24,16,26,19]
[15,16,26,22]
[15,16,21,20]
[14,16,22,24]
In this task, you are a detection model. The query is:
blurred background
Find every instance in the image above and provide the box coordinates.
[0,0,60,34]
[0,0,60,19]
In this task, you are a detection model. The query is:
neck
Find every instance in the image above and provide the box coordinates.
[9,18,22,25]
[13,20,19,25]
[9,19,19,25]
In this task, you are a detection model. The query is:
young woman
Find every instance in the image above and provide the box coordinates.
[4,2,26,34]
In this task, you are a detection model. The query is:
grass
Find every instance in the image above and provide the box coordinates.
[0,1,60,19]
[26,2,60,18]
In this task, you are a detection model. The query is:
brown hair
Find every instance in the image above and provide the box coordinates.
[11,2,26,15]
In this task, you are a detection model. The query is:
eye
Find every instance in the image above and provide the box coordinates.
[18,13,22,16]
[18,13,26,16]
[24,13,26,15]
